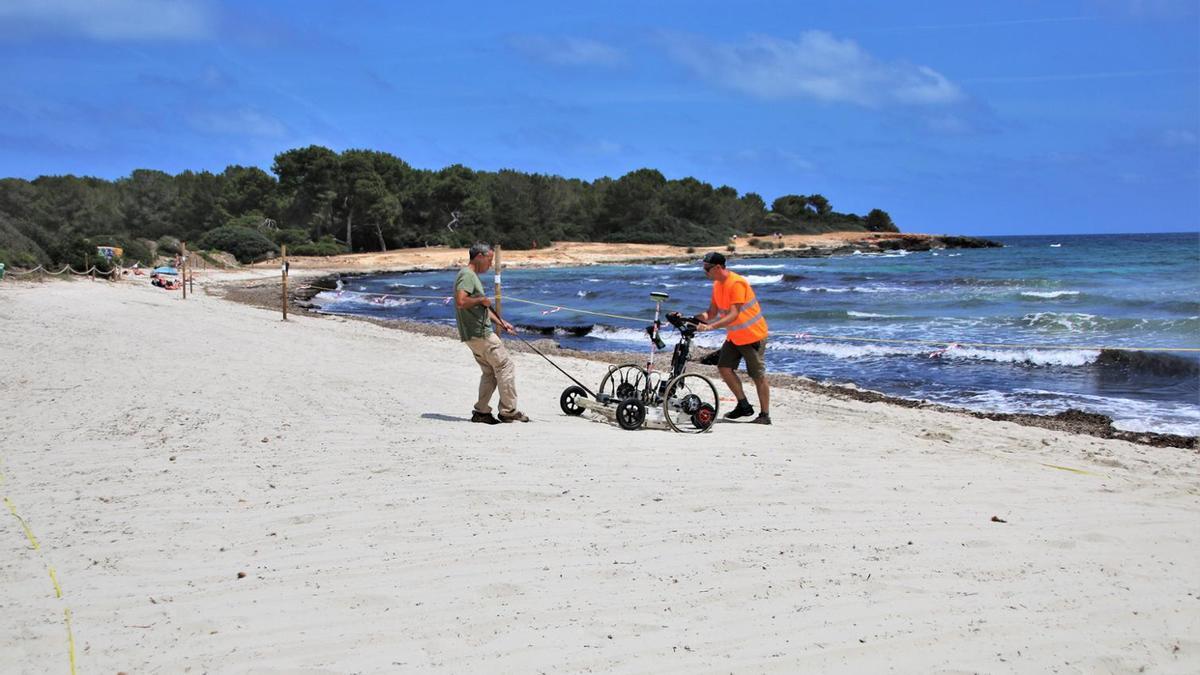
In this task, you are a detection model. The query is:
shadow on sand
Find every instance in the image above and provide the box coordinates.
[421,413,470,423]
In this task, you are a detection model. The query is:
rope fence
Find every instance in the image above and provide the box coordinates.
[4,264,115,277]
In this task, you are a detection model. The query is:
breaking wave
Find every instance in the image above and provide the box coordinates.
[743,274,784,284]
[1020,290,1081,299]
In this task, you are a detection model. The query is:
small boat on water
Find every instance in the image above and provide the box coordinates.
[1049,243,1062,248]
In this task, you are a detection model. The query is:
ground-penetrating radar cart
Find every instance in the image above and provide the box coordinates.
[559,292,720,433]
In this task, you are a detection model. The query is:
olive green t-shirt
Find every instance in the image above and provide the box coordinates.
[454,266,493,341]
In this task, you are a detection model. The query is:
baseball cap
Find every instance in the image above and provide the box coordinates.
[701,251,726,267]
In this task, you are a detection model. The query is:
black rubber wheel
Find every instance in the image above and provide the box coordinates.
[615,398,646,430]
[662,373,720,433]
[615,382,638,399]
[691,403,717,431]
[599,364,651,404]
[560,385,588,416]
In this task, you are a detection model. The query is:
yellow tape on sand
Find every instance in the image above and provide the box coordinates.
[1040,462,1096,476]
[3,479,77,674]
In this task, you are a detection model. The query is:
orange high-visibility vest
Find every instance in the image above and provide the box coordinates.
[712,271,769,345]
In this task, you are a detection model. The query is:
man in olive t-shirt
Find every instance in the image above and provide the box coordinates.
[454,242,528,424]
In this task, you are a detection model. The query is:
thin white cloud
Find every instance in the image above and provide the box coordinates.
[189,108,285,138]
[860,16,1093,32]
[961,68,1195,84]
[1160,129,1198,148]
[0,0,213,41]
[663,31,965,107]
[508,35,627,68]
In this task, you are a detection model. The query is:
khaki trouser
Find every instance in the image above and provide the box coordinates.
[465,333,518,416]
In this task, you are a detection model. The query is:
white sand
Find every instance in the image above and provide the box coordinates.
[2,278,1198,673]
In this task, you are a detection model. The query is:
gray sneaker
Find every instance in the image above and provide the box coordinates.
[751,413,772,425]
[499,411,530,423]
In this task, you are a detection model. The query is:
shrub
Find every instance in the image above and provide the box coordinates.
[725,244,736,252]
[290,236,347,257]
[273,228,311,247]
[0,247,39,268]
[685,246,696,254]
[197,225,278,263]
[156,235,182,255]
[47,237,95,270]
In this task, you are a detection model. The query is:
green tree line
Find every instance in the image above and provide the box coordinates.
[0,145,898,268]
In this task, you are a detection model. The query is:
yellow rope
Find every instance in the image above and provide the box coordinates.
[505,295,651,323]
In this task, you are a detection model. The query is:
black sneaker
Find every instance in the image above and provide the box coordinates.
[724,401,755,420]
[751,413,772,425]
[471,411,501,425]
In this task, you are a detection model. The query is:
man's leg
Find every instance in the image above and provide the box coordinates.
[467,338,498,413]
[718,366,746,400]
[717,340,755,419]
[482,334,520,417]
[743,339,771,423]
[751,375,770,415]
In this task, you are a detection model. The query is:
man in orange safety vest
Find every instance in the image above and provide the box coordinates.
[693,252,771,424]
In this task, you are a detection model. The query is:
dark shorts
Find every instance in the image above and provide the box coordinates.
[717,338,767,379]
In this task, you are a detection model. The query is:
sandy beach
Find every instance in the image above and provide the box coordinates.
[2,275,1198,673]
[248,231,952,272]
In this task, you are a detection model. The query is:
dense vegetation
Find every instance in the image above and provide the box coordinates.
[0,146,898,269]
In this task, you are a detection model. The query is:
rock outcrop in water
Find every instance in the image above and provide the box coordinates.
[747,233,1002,260]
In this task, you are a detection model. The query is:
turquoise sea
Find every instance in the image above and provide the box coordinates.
[314,233,1200,436]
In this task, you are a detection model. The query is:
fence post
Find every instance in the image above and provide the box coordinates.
[494,244,502,317]
[281,245,289,321]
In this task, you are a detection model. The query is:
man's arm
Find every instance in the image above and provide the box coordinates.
[455,288,513,334]
[487,306,514,334]
[695,299,719,323]
[699,302,743,331]
[455,288,490,310]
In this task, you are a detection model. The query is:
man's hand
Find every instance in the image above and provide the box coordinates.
[499,320,515,334]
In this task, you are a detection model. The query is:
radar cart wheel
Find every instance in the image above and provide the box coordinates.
[662,373,719,433]
[560,385,588,416]
[615,398,646,430]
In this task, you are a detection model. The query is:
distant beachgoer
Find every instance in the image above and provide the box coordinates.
[455,242,529,424]
[690,251,772,424]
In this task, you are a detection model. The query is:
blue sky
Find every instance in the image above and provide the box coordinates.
[1,0,1197,235]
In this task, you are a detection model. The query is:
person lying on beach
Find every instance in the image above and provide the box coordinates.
[454,242,529,424]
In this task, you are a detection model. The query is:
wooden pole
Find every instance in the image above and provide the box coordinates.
[281,244,289,321]
[181,242,188,299]
[87,253,93,281]
[494,244,502,318]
